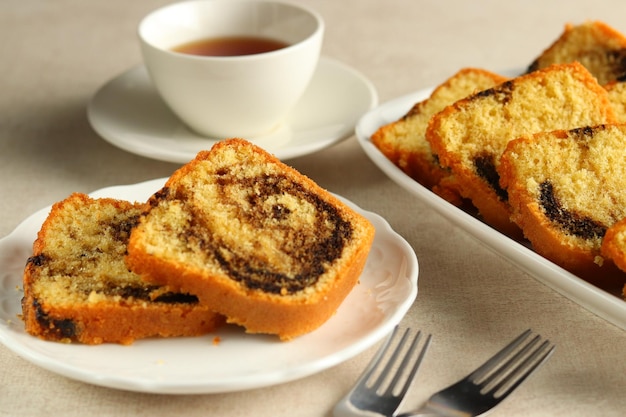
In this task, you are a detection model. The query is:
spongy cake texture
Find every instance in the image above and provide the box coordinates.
[425,62,615,235]
[126,138,376,340]
[22,193,222,345]
[526,20,626,123]
[499,124,626,287]
[605,81,626,122]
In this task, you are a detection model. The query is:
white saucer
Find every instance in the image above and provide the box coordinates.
[87,57,378,162]
[0,178,417,394]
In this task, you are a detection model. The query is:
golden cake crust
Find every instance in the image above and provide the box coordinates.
[22,193,223,345]
[601,218,626,298]
[426,62,616,236]
[371,68,508,205]
[499,125,626,287]
[602,218,626,272]
[527,20,626,85]
[126,139,376,340]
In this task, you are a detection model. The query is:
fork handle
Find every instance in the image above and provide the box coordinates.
[394,408,441,417]
[394,406,442,417]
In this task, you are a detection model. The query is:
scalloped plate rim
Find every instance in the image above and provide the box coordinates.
[0,178,418,394]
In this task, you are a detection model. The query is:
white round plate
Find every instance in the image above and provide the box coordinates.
[0,178,417,394]
[355,86,626,331]
[87,57,378,162]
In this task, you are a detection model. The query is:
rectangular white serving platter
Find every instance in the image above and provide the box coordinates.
[356,87,626,331]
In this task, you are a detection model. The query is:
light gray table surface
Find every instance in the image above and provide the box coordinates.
[1,1,624,416]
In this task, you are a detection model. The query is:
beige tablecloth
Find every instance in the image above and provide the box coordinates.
[1,1,624,416]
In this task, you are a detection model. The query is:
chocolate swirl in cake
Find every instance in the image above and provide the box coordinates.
[155,170,354,295]
[474,80,514,104]
[473,152,508,202]
[24,211,199,304]
[124,139,376,340]
[22,193,221,345]
[539,180,607,240]
[32,298,77,339]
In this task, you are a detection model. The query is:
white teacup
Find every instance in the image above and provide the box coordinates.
[138,0,324,139]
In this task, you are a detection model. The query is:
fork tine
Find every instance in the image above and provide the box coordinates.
[334,326,431,417]
[475,331,540,387]
[472,330,555,400]
[396,330,554,417]
[364,328,427,393]
[354,326,405,391]
[383,330,431,398]
[468,329,533,382]
[489,339,555,398]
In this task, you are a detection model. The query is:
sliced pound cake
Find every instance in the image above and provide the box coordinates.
[499,124,626,287]
[126,139,376,340]
[527,20,626,85]
[22,193,223,345]
[426,62,615,236]
[371,68,508,204]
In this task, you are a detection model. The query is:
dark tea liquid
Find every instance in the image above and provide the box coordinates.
[172,36,289,57]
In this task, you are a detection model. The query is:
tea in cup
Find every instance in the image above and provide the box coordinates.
[138,0,324,138]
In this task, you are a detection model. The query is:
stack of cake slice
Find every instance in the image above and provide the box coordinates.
[22,139,375,344]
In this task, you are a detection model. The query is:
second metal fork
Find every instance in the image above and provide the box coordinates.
[396,329,555,417]
[334,326,432,417]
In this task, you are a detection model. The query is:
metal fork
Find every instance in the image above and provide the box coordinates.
[334,326,432,417]
[396,329,555,417]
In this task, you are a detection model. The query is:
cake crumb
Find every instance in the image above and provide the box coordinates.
[213,336,221,346]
